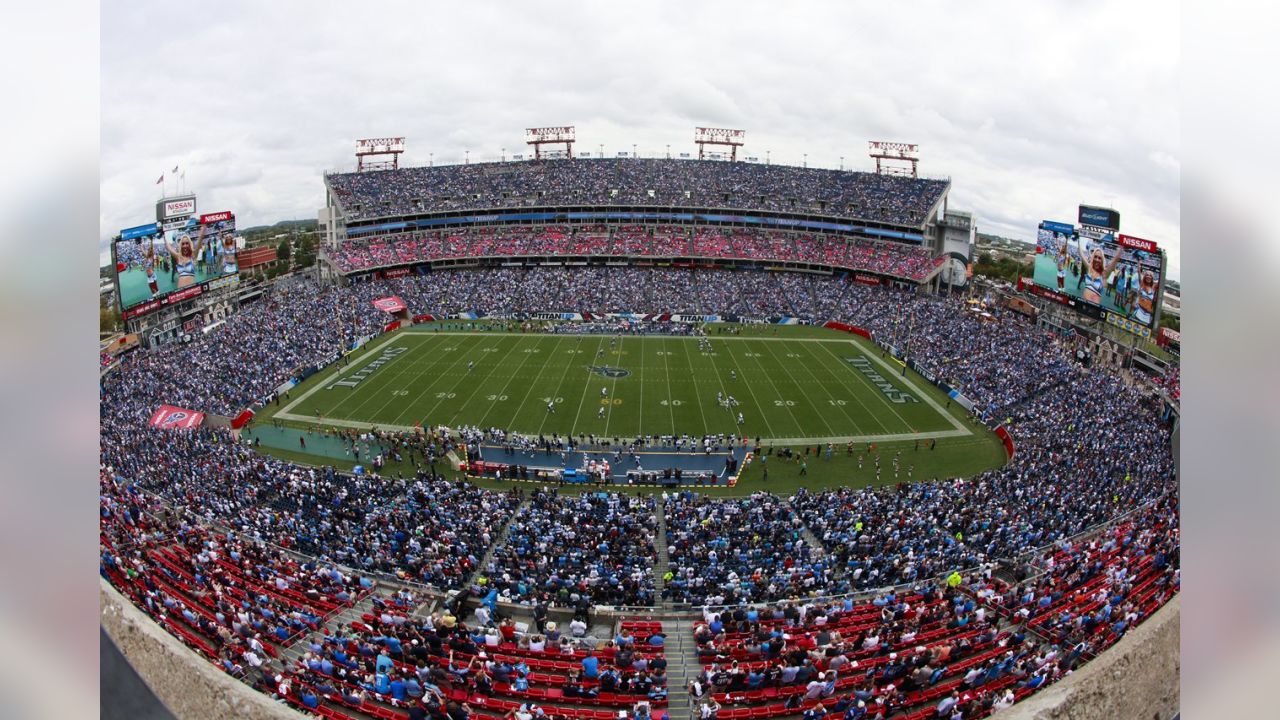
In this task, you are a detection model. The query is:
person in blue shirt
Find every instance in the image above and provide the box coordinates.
[390,675,408,701]
[581,651,599,679]
[374,670,391,695]
[376,650,395,674]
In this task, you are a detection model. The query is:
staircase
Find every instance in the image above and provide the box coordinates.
[279,590,383,667]
[653,502,671,605]
[465,498,530,589]
[661,617,702,720]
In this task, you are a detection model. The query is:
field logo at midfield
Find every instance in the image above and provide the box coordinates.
[845,356,919,404]
[587,365,631,379]
[327,346,409,389]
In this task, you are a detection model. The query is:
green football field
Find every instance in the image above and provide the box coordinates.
[273,324,973,444]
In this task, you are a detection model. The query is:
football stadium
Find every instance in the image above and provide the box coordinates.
[99,128,1180,720]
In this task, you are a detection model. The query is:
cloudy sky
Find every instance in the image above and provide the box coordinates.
[101,0,1180,277]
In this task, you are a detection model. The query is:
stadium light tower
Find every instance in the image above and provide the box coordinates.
[868,140,920,178]
[355,137,405,172]
[695,127,745,161]
[525,126,576,160]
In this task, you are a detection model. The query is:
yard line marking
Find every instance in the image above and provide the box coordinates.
[740,337,813,435]
[636,336,645,434]
[476,334,551,429]
[854,341,968,433]
[507,335,568,431]
[401,334,498,427]
[537,335,594,436]
[659,337,678,435]
[683,339,716,434]
[446,335,531,429]
[385,335,486,427]
[275,332,412,419]
[568,335,610,435]
[802,341,893,434]
[719,338,779,438]
[815,341,920,431]
[759,336,868,435]
[602,335,627,438]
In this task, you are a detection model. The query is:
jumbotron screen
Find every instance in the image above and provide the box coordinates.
[114,211,238,319]
[1029,220,1164,333]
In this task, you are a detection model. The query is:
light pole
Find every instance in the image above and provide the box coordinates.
[465,150,470,165]
[766,150,771,165]
[429,152,433,167]
[501,147,506,162]
[666,144,671,159]
[803,153,808,168]
[632,143,637,158]
[840,156,844,171]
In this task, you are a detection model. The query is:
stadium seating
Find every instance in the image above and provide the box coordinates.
[325,159,949,227]
[100,262,1177,719]
[325,226,943,282]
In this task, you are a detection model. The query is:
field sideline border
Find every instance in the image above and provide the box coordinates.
[273,329,977,445]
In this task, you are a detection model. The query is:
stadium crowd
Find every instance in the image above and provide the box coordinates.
[664,492,838,606]
[324,226,943,282]
[325,158,948,226]
[101,265,1176,610]
[481,489,659,608]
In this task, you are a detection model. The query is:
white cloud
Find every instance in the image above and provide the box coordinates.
[101,0,1180,277]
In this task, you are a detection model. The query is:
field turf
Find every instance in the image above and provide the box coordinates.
[274,324,972,444]
[248,323,1008,495]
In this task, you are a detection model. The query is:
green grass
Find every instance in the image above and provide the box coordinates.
[250,322,1007,496]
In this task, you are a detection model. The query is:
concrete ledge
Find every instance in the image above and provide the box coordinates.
[100,579,303,720]
[1002,594,1180,720]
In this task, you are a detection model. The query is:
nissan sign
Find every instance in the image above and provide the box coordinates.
[157,195,198,222]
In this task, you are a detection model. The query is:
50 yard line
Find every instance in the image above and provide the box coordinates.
[601,335,627,438]
[568,335,610,436]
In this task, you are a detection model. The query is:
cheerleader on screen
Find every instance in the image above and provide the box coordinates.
[219,230,238,274]
[166,223,205,288]
[1132,270,1158,325]
[141,237,160,297]
[1079,238,1124,306]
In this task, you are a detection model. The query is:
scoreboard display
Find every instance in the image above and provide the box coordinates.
[1028,216,1165,337]
[113,209,238,320]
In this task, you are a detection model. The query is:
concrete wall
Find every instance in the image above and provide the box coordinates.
[1002,595,1180,720]
[100,580,302,720]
